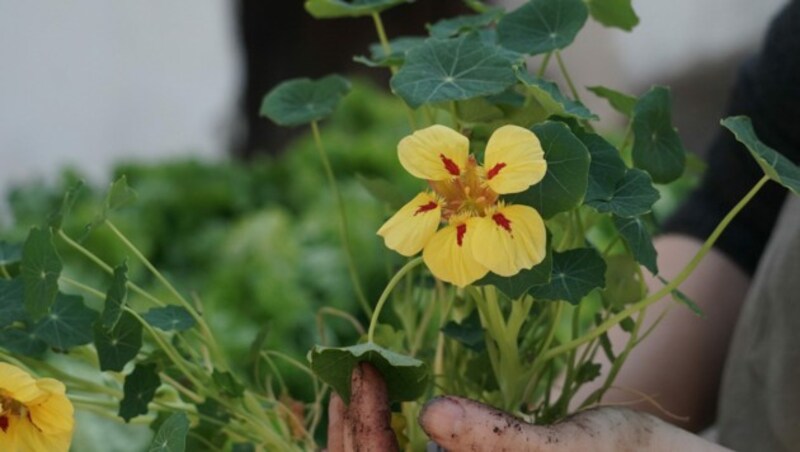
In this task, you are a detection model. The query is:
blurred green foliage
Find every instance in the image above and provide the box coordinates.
[1,80,419,397]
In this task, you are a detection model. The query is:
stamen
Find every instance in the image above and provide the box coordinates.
[440,154,461,176]
[487,162,507,180]
[492,213,513,233]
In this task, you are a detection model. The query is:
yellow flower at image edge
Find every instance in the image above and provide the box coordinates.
[378,124,548,287]
[0,363,74,452]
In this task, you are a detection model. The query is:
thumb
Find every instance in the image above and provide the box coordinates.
[419,396,560,451]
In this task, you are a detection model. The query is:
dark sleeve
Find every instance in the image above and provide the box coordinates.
[662,0,800,275]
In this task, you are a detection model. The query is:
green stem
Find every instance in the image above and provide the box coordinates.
[316,307,365,345]
[310,121,372,318]
[0,265,11,279]
[104,219,224,366]
[449,101,460,130]
[555,51,581,102]
[60,276,106,300]
[540,174,770,363]
[367,257,423,343]
[580,308,646,409]
[372,12,392,64]
[537,52,553,78]
[57,229,165,307]
[125,307,205,391]
[521,302,563,402]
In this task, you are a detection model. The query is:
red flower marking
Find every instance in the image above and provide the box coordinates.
[492,213,513,233]
[0,415,8,433]
[487,162,507,180]
[456,224,467,247]
[440,154,461,176]
[414,201,438,216]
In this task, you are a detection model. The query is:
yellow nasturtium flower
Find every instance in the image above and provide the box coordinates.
[378,125,548,287]
[0,362,74,452]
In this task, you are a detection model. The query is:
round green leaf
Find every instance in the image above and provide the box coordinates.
[260,75,351,127]
[143,305,196,332]
[305,0,411,18]
[0,326,48,357]
[149,412,189,452]
[309,342,428,404]
[496,0,589,55]
[390,34,517,108]
[586,0,639,31]
[631,86,686,184]
[34,293,98,350]
[721,116,800,195]
[566,124,627,203]
[0,279,26,328]
[613,215,658,275]
[508,121,590,219]
[586,169,660,218]
[119,363,161,422]
[21,227,63,319]
[529,247,606,304]
[95,311,143,372]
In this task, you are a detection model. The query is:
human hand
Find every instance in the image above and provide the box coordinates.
[326,362,399,452]
[419,396,732,452]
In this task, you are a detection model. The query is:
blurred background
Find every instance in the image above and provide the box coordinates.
[0,0,786,202]
[0,0,788,449]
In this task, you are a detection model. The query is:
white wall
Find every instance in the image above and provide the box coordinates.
[0,1,241,220]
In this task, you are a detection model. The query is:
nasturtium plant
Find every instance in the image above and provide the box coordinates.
[4,1,800,451]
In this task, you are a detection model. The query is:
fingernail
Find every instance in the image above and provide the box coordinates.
[419,396,465,441]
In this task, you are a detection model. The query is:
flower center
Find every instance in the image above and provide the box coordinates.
[0,392,25,432]
[429,155,499,220]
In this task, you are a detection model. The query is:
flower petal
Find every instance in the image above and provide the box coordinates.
[14,415,72,452]
[0,363,44,404]
[423,219,488,287]
[378,192,441,256]
[28,379,74,435]
[398,125,469,181]
[471,205,546,276]
[484,125,546,194]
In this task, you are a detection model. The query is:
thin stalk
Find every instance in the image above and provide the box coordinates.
[521,302,563,402]
[371,11,418,130]
[60,276,106,300]
[539,175,770,364]
[57,229,165,307]
[580,307,646,409]
[537,52,553,78]
[104,220,222,364]
[316,307,365,345]
[0,265,11,279]
[410,290,438,356]
[125,307,205,391]
[310,121,372,317]
[367,257,424,342]
[160,372,203,403]
[555,51,581,102]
